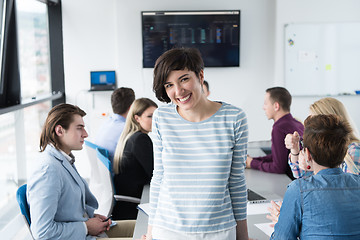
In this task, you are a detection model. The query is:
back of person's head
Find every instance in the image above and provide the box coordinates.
[303,114,351,168]
[266,87,291,112]
[113,98,158,174]
[153,47,204,103]
[310,97,359,142]
[111,87,135,115]
[40,103,86,152]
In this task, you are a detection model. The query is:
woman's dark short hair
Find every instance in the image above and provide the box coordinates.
[40,103,86,152]
[153,47,204,103]
[303,114,351,168]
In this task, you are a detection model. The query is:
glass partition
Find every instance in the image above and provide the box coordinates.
[0,0,6,94]
[16,0,51,100]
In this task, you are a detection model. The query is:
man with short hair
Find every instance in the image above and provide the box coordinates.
[247,87,304,179]
[95,87,135,161]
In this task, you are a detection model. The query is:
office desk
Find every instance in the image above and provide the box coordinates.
[248,140,271,159]
[133,142,291,240]
[245,169,291,239]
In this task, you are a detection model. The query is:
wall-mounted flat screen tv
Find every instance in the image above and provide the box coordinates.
[142,10,240,68]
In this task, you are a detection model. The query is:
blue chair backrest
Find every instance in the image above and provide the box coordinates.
[96,147,112,173]
[85,140,110,158]
[16,184,31,226]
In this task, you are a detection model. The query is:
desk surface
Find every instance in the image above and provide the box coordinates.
[133,142,291,240]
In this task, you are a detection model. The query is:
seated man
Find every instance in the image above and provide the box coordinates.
[27,103,135,239]
[95,87,135,161]
[247,87,304,179]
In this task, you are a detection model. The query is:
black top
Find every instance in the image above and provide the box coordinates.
[112,131,154,220]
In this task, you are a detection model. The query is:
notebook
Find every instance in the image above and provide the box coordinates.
[137,203,150,216]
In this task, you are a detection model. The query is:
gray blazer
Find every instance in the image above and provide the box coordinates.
[27,145,98,240]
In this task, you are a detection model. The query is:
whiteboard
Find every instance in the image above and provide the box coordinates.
[285,22,360,96]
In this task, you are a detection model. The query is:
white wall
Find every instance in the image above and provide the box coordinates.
[274,0,360,133]
[62,0,277,144]
[62,0,360,144]
[61,0,118,177]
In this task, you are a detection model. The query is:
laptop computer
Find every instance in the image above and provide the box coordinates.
[260,147,272,155]
[90,70,117,91]
[247,189,281,204]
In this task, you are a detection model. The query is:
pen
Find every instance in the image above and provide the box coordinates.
[103,215,112,222]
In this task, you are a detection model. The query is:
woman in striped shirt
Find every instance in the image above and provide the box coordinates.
[144,48,249,240]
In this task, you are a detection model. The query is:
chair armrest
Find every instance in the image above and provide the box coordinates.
[114,194,141,204]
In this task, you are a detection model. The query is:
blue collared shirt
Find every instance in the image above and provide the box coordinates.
[95,113,126,161]
[271,168,360,240]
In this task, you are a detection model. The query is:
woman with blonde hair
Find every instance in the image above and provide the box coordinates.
[112,98,158,220]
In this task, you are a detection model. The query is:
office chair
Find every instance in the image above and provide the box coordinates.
[16,184,34,239]
[84,140,104,196]
[84,140,140,217]
[16,184,31,226]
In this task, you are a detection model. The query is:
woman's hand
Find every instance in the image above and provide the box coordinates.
[285,131,300,151]
[266,200,282,227]
[285,132,300,163]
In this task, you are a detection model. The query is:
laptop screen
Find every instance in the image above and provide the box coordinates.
[90,71,116,91]
[247,189,266,201]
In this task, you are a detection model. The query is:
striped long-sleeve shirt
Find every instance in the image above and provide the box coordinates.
[148,102,248,233]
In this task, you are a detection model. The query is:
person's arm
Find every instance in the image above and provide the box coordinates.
[251,126,289,173]
[230,109,249,240]
[145,225,153,240]
[236,219,249,240]
[284,132,303,178]
[270,181,302,240]
[133,133,154,179]
[249,153,273,163]
[285,132,301,163]
[288,157,304,178]
[148,110,164,232]
[345,142,360,174]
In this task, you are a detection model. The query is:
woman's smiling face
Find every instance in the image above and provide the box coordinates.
[164,69,204,111]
